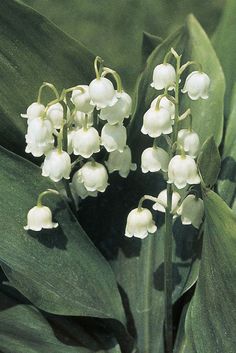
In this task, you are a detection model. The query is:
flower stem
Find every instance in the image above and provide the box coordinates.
[164,182,173,353]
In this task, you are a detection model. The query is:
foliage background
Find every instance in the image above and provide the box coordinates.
[22,0,225,92]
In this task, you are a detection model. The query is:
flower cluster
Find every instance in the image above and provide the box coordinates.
[23,57,136,231]
[125,49,208,238]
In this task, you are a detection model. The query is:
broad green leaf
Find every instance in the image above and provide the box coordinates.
[0,299,122,353]
[130,15,225,153]
[141,31,162,65]
[0,0,94,157]
[180,15,225,147]
[176,191,236,353]
[22,0,224,92]
[213,0,236,117]
[217,84,236,206]
[198,136,221,188]
[0,146,126,326]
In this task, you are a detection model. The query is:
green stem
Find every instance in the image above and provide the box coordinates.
[94,56,103,79]
[164,182,173,353]
[37,82,60,103]
[164,50,181,353]
[102,67,123,93]
[138,195,157,209]
[37,189,59,207]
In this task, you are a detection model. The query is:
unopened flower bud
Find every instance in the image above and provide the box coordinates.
[46,102,64,129]
[125,207,157,239]
[42,149,71,182]
[177,194,204,229]
[168,155,200,189]
[151,63,176,90]
[105,145,137,178]
[26,117,53,145]
[72,127,100,158]
[99,91,132,125]
[89,77,117,109]
[141,107,172,138]
[101,123,127,152]
[71,85,94,113]
[77,161,109,192]
[177,129,200,158]
[182,71,210,100]
[24,205,58,231]
[141,146,169,173]
[152,189,181,214]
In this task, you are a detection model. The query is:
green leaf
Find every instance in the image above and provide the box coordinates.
[0,0,94,157]
[141,31,162,65]
[198,136,221,188]
[0,145,126,326]
[180,15,225,147]
[0,299,122,353]
[176,191,236,353]
[212,0,236,117]
[22,0,224,92]
[130,15,225,153]
[217,84,236,206]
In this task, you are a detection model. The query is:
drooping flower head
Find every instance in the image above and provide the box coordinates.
[182,71,210,100]
[151,63,176,90]
[99,91,132,125]
[24,205,58,231]
[89,77,117,109]
[177,129,200,158]
[141,146,169,173]
[42,149,71,182]
[77,161,109,192]
[71,85,94,113]
[72,127,100,158]
[101,123,127,152]
[168,154,200,189]
[141,107,172,138]
[153,189,181,214]
[125,208,157,239]
[177,194,204,229]
[105,145,137,178]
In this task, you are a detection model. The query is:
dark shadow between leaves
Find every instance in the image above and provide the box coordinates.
[173,218,199,261]
[47,313,135,353]
[153,263,182,292]
[218,156,236,182]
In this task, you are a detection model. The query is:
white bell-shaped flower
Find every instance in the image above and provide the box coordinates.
[99,91,132,125]
[89,77,118,109]
[42,149,71,182]
[125,207,157,239]
[105,145,137,178]
[101,123,127,152]
[141,146,169,173]
[71,85,94,113]
[141,107,172,138]
[168,155,201,189]
[71,171,98,199]
[72,127,100,158]
[26,117,53,145]
[152,189,181,214]
[24,205,58,231]
[177,129,200,158]
[182,71,210,100]
[25,117,54,157]
[177,194,204,229]
[46,102,64,129]
[25,141,53,157]
[151,96,175,119]
[77,161,109,192]
[151,63,176,90]
[21,102,45,122]
[74,111,93,128]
